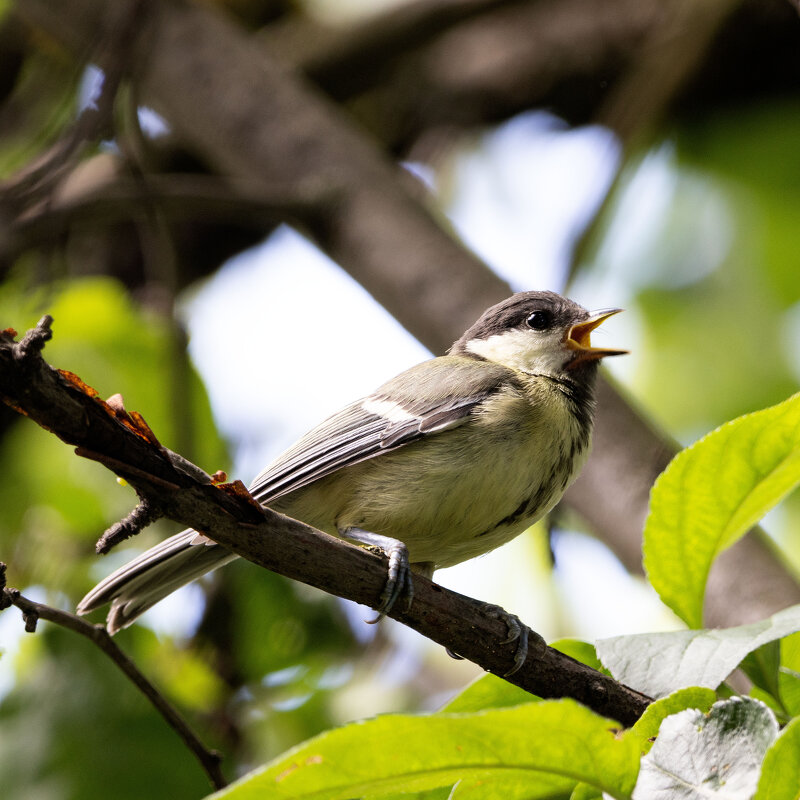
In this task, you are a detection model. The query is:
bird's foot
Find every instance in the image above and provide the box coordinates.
[341,527,413,621]
[480,602,545,676]
[444,603,545,675]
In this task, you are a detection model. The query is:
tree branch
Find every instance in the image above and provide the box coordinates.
[262,0,800,154]
[0,174,334,264]
[0,319,652,727]
[0,562,227,790]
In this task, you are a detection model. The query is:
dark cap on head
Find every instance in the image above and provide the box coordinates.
[450,291,590,353]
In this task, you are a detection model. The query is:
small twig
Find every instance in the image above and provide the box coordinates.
[165,449,215,485]
[15,315,54,361]
[96,498,162,554]
[0,562,227,790]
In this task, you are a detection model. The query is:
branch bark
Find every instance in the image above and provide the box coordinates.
[0,318,651,727]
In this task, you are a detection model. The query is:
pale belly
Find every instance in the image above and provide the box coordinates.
[274,390,589,570]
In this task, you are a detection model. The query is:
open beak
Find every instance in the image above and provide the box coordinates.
[566,309,628,369]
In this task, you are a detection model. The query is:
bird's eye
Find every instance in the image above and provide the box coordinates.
[526,310,553,331]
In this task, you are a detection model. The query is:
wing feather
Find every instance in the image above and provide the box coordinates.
[249,357,515,504]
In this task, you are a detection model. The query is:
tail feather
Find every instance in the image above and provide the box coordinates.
[77,530,237,634]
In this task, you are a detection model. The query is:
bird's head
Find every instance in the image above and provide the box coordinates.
[451,291,627,380]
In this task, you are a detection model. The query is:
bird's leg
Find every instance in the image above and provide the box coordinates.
[340,527,414,620]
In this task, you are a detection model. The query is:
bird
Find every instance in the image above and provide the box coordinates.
[78,290,625,668]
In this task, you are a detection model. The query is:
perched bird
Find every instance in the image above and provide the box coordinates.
[79,291,625,663]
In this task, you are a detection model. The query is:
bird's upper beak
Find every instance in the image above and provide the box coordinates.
[566,309,628,369]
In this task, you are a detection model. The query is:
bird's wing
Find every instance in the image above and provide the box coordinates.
[249,356,515,504]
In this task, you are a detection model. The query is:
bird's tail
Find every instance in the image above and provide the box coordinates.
[77,530,238,634]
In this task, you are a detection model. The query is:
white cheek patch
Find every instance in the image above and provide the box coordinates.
[362,397,418,423]
[465,329,565,374]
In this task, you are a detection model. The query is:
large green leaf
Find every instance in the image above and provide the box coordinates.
[597,604,800,698]
[632,697,778,800]
[208,700,641,800]
[570,786,601,800]
[643,392,800,628]
[753,715,800,800]
[371,776,573,800]
[450,771,576,800]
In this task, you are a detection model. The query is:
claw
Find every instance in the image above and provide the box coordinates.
[481,603,544,676]
[341,527,413,622]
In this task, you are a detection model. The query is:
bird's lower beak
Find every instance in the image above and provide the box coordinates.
[566,309,628,369]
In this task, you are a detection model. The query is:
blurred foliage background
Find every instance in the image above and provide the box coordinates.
[1,0,800,797]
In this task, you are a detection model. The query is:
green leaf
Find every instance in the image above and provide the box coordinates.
[630,687,717,753]
[597,604,800,697]
[368,789,453,800]
[749,687,785,720]
[209,700,640,800]
[753,715,800,800]
[740,641,782,705]
[570,784,602,800]
[779,632,800,716]
[549,639,604,673]
[632,697,778,799]
[643,392,800,627]
[451,772,576,799]
[439,673,537,714]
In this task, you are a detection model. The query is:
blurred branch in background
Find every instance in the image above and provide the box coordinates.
[0,173,331,265]
[271,0,800,152]
[7,0,800,291]
[2,1,800,795]
[0,1,143,213]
